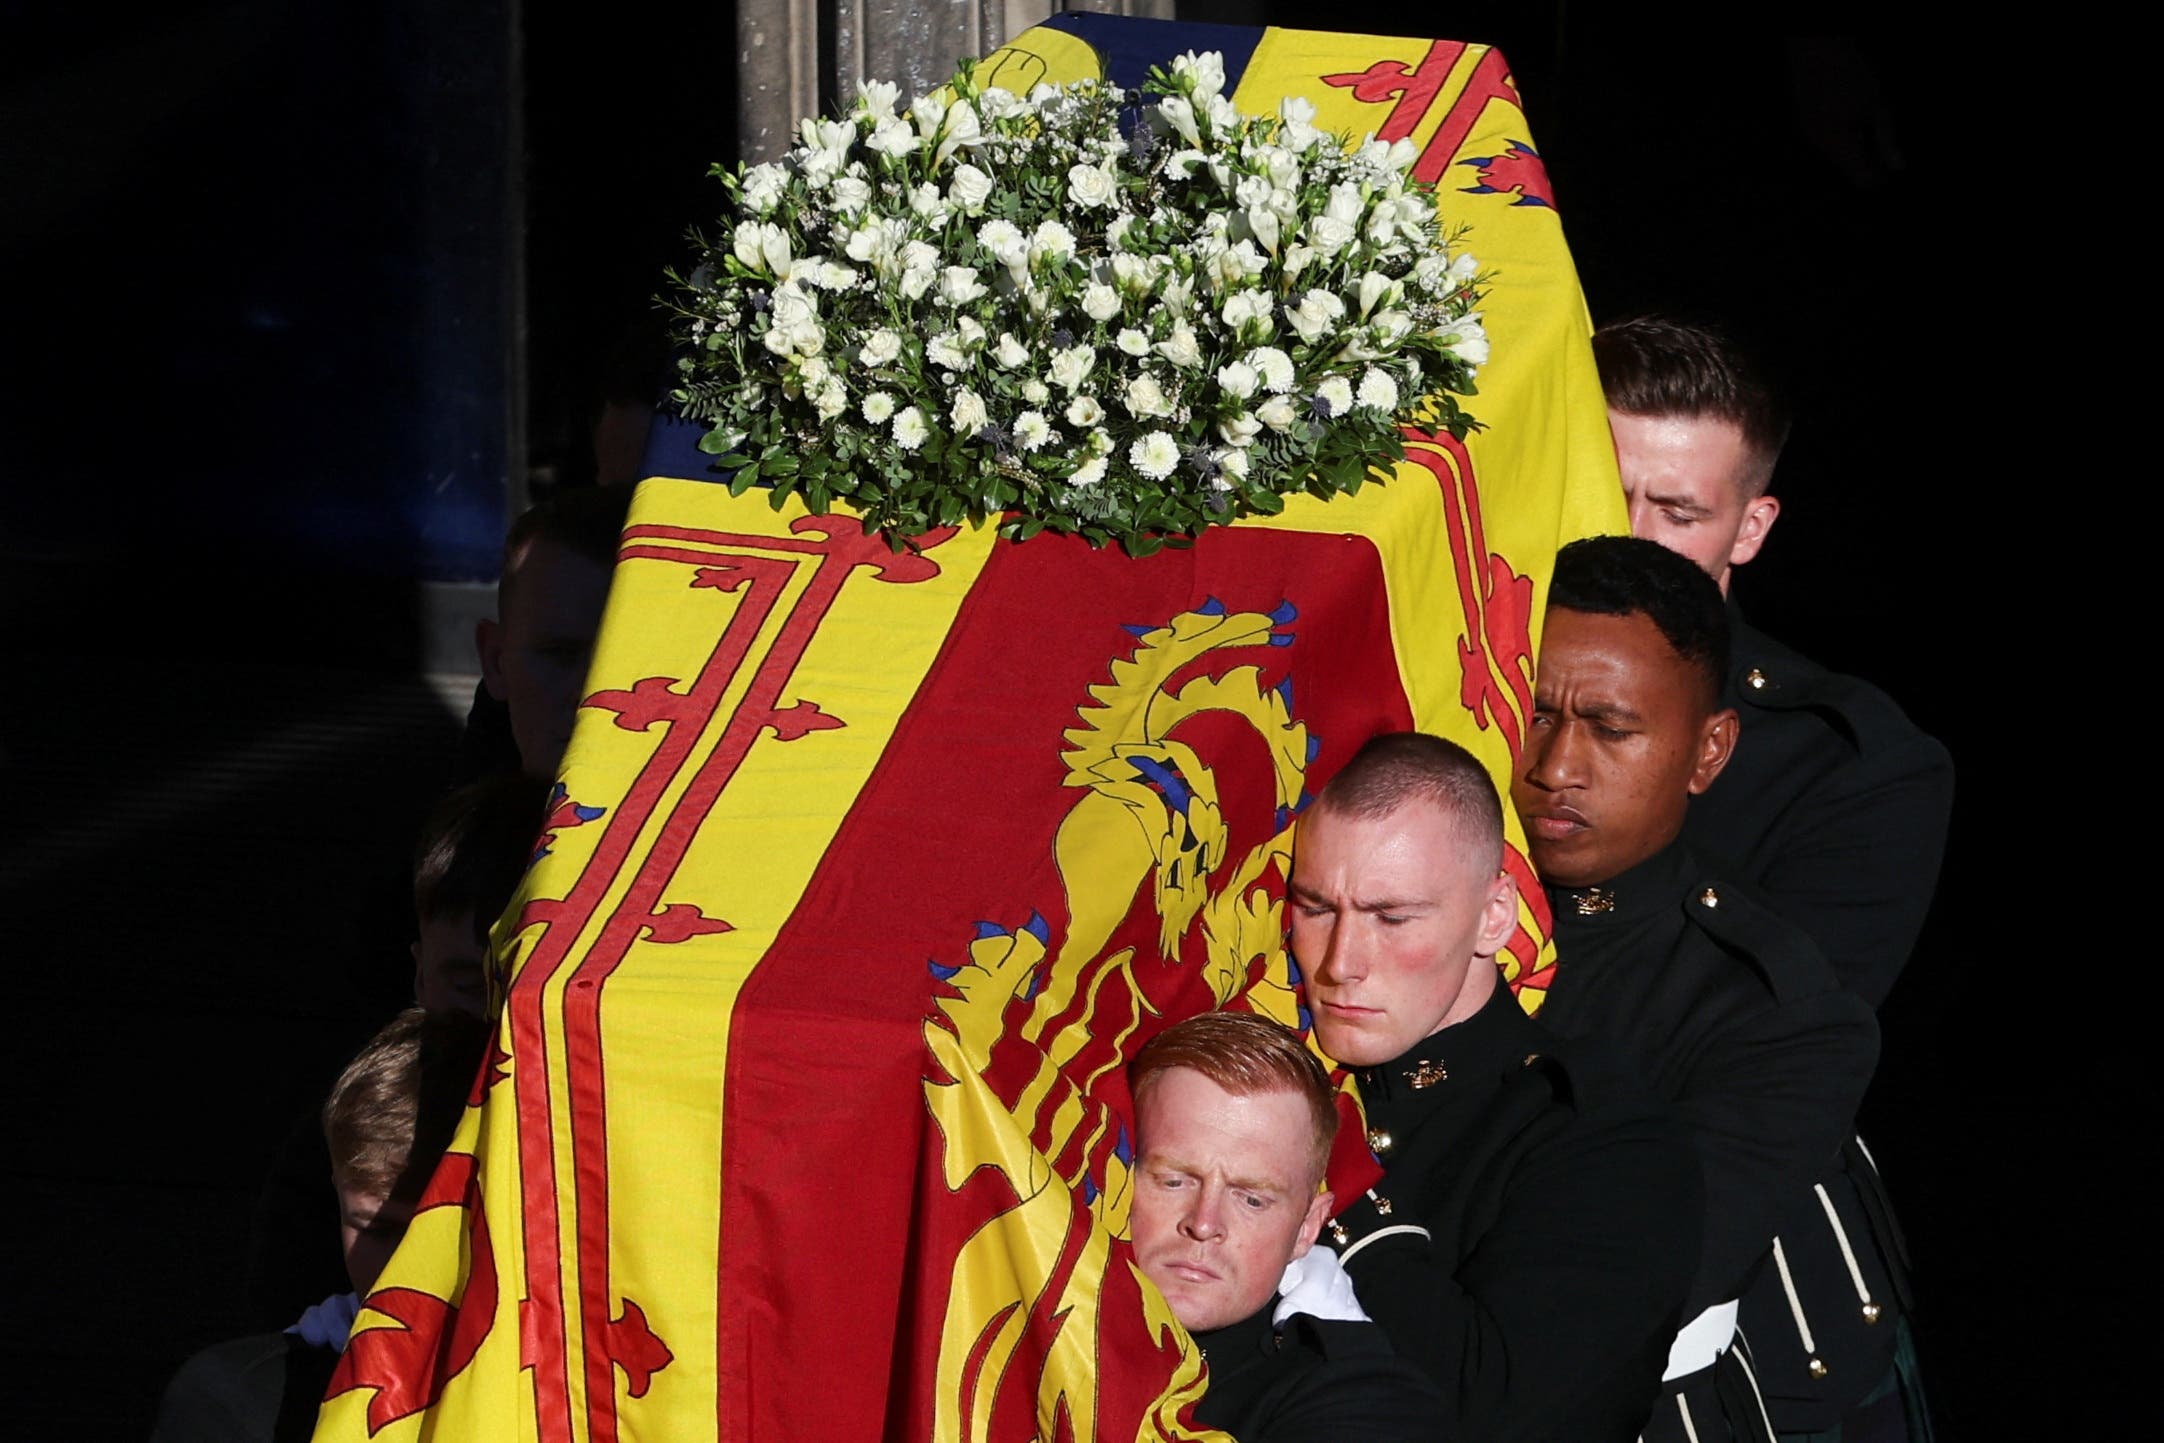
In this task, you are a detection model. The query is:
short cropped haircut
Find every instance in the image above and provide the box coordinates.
[1549,536,1731,707]
[1592,314,1790,494]
[413,773,550,941]
[323,1007,490,1201]
[1311,732,1504,873]
[499,486,632,613]
[1130,1011,1339,1184]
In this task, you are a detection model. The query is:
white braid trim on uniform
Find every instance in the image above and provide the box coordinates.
[1814,1181,1876,1311]
[1731,1334,1777,1439]
[1769,1235,1817,1356]
[1337,1223,1431,1267]
[1675,1391,1703,1443]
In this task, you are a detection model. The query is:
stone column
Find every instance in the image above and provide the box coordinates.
[739,0,1176,163]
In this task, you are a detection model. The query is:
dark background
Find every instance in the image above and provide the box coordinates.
[3,2,2082,1437]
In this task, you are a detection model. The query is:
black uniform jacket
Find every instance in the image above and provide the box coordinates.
[1538,842,1879,1313]
[1330,981,1703,1443]
[1683,608,1953,1009]
[1192,1306,1442,1443]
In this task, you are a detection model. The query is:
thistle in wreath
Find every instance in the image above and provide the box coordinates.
[665,50,1490,556]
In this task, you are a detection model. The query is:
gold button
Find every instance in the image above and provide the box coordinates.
[1367,1128,1394,1155]
[1698,887,1720,908]
[1522,1053,1542,1067]
[1861,1301,1883,1324]
[1746,668,1768,690]
[1329,1220,1349,1245]
[1808,1357,1828,1379]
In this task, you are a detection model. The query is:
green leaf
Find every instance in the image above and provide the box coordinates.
[727,462,763,496]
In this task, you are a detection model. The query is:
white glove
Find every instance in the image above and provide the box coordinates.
[1273,1245,1370,1326]
[286,1290,361,1351]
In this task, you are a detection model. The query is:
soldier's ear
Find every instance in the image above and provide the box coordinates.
[477,617,508,701]
[1689,708,1739,795]
[1729,492,1780,568]
[1472,867,1519,961]
[1289,1189,1334,1260]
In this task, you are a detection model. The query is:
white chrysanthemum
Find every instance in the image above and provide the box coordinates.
[1049,344,1095,392]
[1069,456,1107,487]
[1021,379,1050,405]
[1130,430,1181,480]
[860,329,902,367]
[977,219,1026,267]
[1030,220,1077,265]
[1315,376,1354,417]
[1066,395,1104,427]
[951,389,988,433]
[1247,347,1295,393]
[1116,328,1151,358]
[1067,162,1117,210]
[1357,368,1399,411]
[1014,411,1054,452]
[939,165,986,216]
[1125,374,1173,419]
[892,406,929,450]
[861,391,897,424]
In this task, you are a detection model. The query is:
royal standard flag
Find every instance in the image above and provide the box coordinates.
[315,17,1625,1442]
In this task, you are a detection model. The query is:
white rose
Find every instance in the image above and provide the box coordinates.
[1066,395,1104,427]
[1306,215,1355,258]
[830,175,873,215]
[907,182,948,222]
[1014,411,1054,452]
[1221,290,1272,341]
[1288,289,1346,343]
[951,388,989,434]
[1067,162,1117,210]
[1257,394,1298,432]
[860,329,902,367]
[1082,283,1122,322]
[1022,379,1050,405]
[861,390,897,423]
[1049,344,1095,392]
[948,163,993,214]
[892,406,929,450]
[1125,374,1173,419]
[1130,430,1182,481]
[814,378,848,420]
[994,332,1030,369]
[1107,214,1138,251]
[1357,368,1399,411]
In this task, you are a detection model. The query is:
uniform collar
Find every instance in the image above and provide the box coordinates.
[1546,839,1695,924]
[1193,1299,1279,1365]
[1357,980,1532,1107]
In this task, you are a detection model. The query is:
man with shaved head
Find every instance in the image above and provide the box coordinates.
[1289,732,1702,1442]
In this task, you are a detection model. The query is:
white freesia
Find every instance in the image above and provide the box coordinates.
[1221,290,1272,341]
[861,390,897,423]
[740,163,788,214]
[1256,394,1298,432]
[1014,411,1054,452]
[866,117,917,158]
[1125,374,1173,418]
[1220,447,1250,482]
[907,182,948,222]
[987,332,1026,369]
[1170,49,1226,96]
[1130,431,1181,480]
[1066,396,1104,427]
[1438,313,1490,365]
[1356,271,1396,318]
[1156,321,1203,370]
[855,78,901,121]
[939,266,987,306]
[891,407,929,449]
[1217,410,1262,447]
[1215,360,1259,400]
[1155,95,1201,147]
[934,99,982,166]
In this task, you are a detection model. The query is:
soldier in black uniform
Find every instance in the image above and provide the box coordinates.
[1126,1012,1441,1442]
[1596,319,1950,1438]
[1289,733,1703,1442]
[1512,537,1880,1442]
